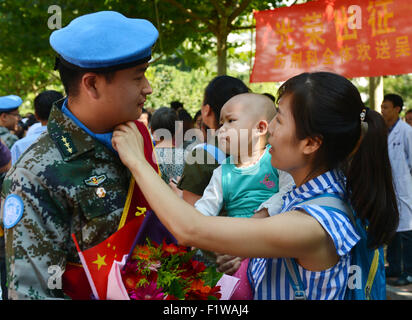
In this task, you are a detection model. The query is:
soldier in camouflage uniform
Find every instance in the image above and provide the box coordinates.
[0,95,21,300]
[0,11,158,299]
[0,128,18,150]
[0,95,22,149]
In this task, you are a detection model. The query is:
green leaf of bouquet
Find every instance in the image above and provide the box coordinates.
[168,279,185,300]
[203,266,223,287]
[181,249,196,263]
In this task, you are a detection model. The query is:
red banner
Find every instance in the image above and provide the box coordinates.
[250,0,412,82]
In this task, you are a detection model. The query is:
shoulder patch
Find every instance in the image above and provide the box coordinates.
[3,194,24,229]
[57,133,78,157]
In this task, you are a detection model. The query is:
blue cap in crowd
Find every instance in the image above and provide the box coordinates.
[0,95,23,113]
[50,11,159,71]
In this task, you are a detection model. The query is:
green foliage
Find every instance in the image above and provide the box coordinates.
[145,63,209,117]
[0,0,282,100]
[202,266,223,288]
[384,75,412,114]
[351,75,412,115]
[145,57,280,119]
[1,0,411,118]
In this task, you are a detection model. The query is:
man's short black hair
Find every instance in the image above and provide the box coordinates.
[57,62,115,97]
[384,93,404,113]
[151,107,178,137]
[34,90,64,121]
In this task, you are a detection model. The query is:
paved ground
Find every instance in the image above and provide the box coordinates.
[386,277,412,300]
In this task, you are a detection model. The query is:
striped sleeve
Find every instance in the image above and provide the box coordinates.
[295,204,360,256]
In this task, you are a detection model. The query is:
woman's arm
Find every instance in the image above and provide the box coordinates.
[112,122,336,265]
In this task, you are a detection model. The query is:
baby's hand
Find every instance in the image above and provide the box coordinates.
[112,121,145,169]
[169,177,183,198]
[216,254,243,275]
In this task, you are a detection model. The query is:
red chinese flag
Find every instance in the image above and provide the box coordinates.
[64,121,160,300]
[73,217,143,300]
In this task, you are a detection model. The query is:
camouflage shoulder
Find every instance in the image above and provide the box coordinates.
[2,132,19,149]
[13,130,62,172]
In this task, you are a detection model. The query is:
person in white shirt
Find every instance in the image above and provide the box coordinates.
[381,93,412,286]
[11,90,63,165]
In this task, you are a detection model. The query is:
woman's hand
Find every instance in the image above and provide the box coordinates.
[112,121,146,169]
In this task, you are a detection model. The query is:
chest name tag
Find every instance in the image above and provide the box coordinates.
[3,194,24,229]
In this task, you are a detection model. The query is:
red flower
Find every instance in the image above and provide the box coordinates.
[124,276,138,290]
[186,281,222,300]
[122,238,223,300]
[161,241,186,256]
[191,260,206,273]
[179,260,207,279]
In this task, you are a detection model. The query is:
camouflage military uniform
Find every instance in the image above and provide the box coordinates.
[1,101,130,299]
[0,127,18,149]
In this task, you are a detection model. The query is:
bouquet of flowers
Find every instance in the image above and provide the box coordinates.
[120,239,222,300]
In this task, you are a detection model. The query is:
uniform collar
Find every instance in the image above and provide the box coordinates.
[60,99,116,153]
[47,99,110,162]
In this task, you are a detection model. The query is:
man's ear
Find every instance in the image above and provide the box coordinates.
[81,72,99,99]
[302,135,323,156]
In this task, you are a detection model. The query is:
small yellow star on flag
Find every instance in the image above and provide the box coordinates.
[92,253,107,271]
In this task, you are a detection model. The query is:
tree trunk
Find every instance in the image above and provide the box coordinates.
[369,76,384,112]
[216,33,228,76]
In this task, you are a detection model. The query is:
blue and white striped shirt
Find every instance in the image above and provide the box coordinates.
[248,170,360,300]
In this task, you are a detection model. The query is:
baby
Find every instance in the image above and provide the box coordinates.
[195,93,292,218]
[194,93,294,299]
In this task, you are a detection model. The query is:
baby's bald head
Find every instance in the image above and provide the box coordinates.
[223,93,277,123]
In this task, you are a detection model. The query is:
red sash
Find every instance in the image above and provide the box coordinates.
[62,121,159,300]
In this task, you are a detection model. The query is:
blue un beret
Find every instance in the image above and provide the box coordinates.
[50,11,159,70]
[0,95,23,113]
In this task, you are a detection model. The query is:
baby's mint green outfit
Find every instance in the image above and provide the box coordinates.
[222,146,279,218]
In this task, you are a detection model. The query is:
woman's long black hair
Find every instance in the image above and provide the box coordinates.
[276,72,399,249]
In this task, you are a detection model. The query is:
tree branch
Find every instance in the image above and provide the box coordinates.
[231,24,256,31]
[227,0,252,25]
[209,0,225,17]
[162,0,216,33]
[149,53,165,64]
